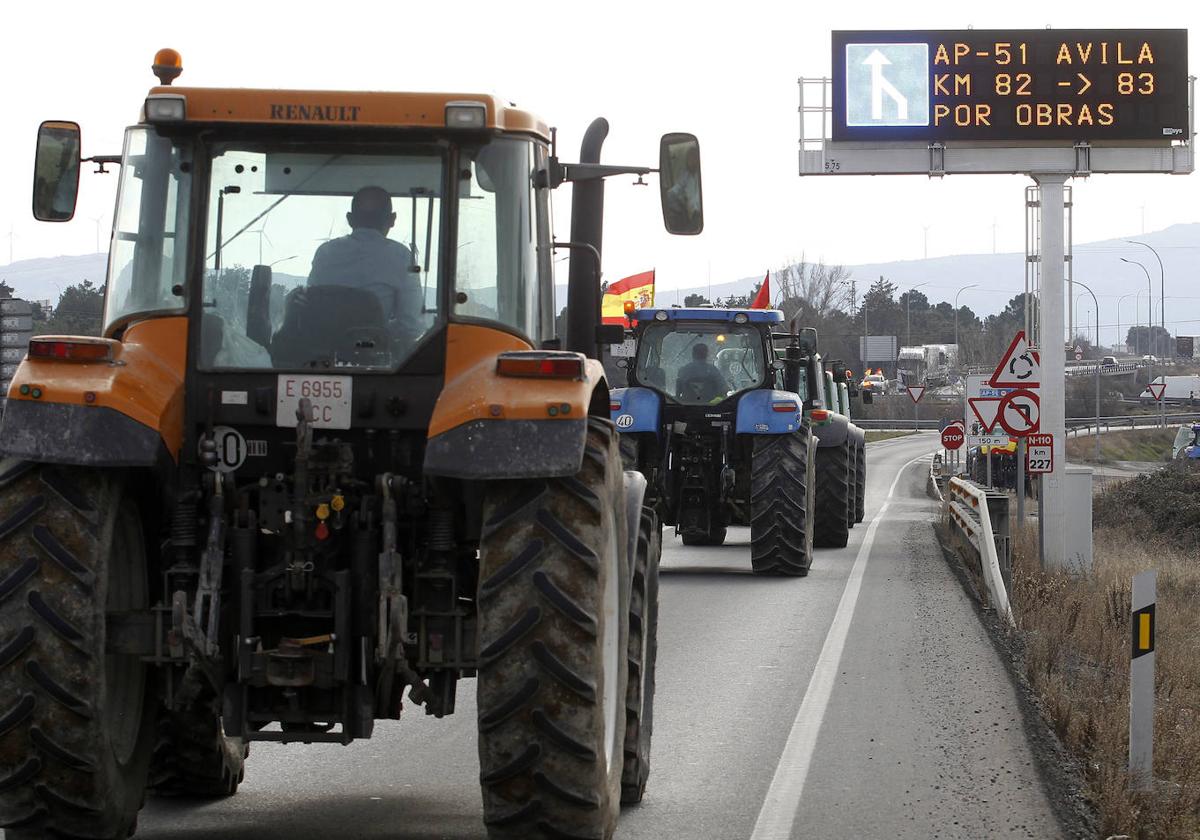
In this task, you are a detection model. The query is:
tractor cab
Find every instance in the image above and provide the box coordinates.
[629,308,778,407]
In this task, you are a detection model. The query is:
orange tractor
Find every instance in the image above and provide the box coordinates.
[0,49,702,839]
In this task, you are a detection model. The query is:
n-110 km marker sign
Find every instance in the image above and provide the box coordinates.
[832,29,1188,143]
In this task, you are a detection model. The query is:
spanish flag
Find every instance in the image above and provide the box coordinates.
[601,269,655,324]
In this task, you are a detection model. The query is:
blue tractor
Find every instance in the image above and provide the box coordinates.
[610,308,817,574]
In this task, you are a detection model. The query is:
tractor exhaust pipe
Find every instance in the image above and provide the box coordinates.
[565,118,608,360]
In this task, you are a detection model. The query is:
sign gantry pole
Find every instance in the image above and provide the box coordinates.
[1036,174,1068,571]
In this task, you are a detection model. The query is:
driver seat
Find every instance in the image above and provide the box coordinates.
[270,285,386,368]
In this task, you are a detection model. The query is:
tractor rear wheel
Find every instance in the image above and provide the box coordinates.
[477,419,630,840]
[814,440,852,548]
[855,442,866,523]
[621,508,660,805]
[0,464,156,840]
[749,429,815,576]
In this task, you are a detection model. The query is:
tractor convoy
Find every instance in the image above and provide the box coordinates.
[0,50,867,840]
[610,308,866,573]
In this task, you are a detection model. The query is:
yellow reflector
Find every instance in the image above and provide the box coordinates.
[1139,613,1151,650]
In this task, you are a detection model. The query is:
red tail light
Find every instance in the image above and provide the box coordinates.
[496,352,585,380]
[610,402,621,412]
[810,409,830,422]
[772,400,798,413]
[28,338,113,362]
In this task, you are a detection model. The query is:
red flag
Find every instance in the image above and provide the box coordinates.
[750,271,770,309]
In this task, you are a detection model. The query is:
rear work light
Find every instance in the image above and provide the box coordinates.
[772,400,798,413]
[496,352,585,380]
[28,338,114,362]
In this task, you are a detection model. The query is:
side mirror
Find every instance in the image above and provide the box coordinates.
[32,121,82,222]
[659,133,703,235]
[797,327,818,353]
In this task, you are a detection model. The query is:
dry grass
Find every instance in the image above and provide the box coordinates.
[1065,428,1176,465]
[1011,522,1200,838]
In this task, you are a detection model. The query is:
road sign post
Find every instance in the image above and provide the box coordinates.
[1037,175,1068,572]
[1130,570,1156,792]
[907,384,924,430]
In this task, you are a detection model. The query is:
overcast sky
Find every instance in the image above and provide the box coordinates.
[2,0,1197,316]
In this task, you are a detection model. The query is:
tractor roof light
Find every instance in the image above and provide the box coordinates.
[445,101,487,130]
[145,94,186,122]
[733,312,748,324]
[654,311,668,321]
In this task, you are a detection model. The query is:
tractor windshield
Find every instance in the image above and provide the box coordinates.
[635,322,765,404]
[194,136,549,370]
[198,140,446,370]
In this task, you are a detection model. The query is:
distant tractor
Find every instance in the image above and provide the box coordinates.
[611,308,816,575]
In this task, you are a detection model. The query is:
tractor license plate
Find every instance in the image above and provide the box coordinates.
[276,375,352,430]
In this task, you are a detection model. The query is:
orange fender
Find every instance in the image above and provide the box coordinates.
[424,323,610,479]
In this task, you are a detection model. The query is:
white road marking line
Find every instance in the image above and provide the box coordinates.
[749,448,934,840]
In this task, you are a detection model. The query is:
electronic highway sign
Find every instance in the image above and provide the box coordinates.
[832,29,1188,142]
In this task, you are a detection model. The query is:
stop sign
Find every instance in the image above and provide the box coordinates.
[941,423,965,450]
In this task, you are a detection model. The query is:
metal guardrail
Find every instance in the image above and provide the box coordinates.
[857,413,1197,432]
[945,478,1014,626]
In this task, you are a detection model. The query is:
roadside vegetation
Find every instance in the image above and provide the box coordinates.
[1010,464,1200,838]
[1065,427,1176,465]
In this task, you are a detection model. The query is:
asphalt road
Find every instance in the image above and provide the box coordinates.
[18,432,1069,839]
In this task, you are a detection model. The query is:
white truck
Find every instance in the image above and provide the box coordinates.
[1142,374,1200,404]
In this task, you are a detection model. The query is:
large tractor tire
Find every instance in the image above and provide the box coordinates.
[149,678,246,797]
[477,418,631,840]
[749,429,815,576]
[622,509,660,804]
[855,442,866,524]
[0,464,156,840]
[814,440,852,549]
[845,445,857,531]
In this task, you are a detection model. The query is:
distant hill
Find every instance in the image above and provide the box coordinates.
[9,224,1199,339]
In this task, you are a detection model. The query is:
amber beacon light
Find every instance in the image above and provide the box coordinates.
[152,48,183,85]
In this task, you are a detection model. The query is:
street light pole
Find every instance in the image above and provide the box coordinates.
[1075,280,1102,462]
[1128,240,1165,358]
[905,281,931,348]
[1118,292,1139,354]
[954,283,979,372]
[1122,257,1157,426]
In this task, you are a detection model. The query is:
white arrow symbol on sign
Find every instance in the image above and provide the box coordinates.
[863,49,909,121]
